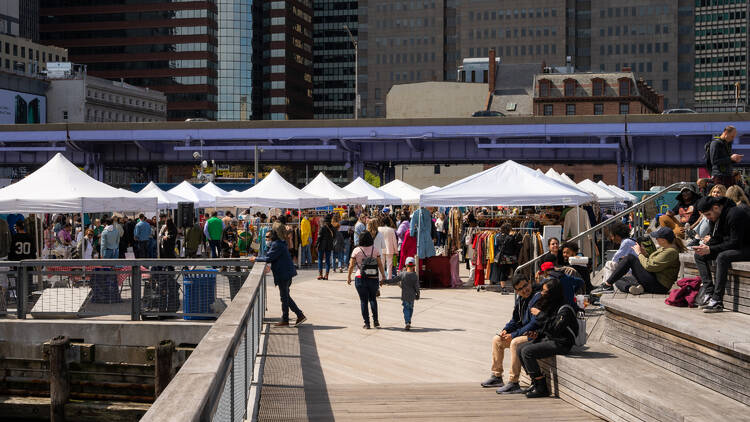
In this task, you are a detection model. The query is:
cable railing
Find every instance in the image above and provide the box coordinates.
[514,181,690,277]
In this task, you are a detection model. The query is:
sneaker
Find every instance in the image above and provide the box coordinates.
[480,375,504,388]
[703,300,723,313]
[363,324,370,329]
[697,294,711,309]
[591,284,615,295]
[496,382,522,394]
[374,321,380,328]
[294,315,307,326]
[628,284,645,295]
[274,321,290,327]
[404,323,411,331]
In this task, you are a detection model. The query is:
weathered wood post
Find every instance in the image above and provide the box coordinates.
[49,335,70,421]
[155,340,175,398]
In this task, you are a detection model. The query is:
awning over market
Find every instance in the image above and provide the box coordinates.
[216,169,329,209]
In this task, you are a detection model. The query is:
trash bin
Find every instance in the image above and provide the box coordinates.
[183,268,217,320]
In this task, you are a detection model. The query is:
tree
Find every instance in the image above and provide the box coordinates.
[364,170,381,187]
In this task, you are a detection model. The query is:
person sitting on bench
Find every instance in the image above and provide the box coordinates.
[480,274,541,394]
[693,196,750,313]
[592,227,684,296]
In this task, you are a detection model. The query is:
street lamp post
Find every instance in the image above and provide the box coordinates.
[344,24,358,119]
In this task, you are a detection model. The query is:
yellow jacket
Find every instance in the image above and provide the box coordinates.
[301,217,311,246]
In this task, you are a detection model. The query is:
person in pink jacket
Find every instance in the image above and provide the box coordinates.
[378,216,398,279]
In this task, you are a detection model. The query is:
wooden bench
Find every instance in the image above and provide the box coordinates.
[679,253,750,315]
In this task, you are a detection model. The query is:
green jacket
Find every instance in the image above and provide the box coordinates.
[638,246,680,289]
[205,217,224,241]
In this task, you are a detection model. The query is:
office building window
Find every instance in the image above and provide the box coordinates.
[594,104,604,115]
[539,80,550,97]
[564,80,576,96]
[566,104,576,115]
[619,103,629,114]
[592,79,604,96]
[619,79,630,96]
[543,104,553,115]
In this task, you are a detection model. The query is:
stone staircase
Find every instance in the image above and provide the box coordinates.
[528,253,750,422]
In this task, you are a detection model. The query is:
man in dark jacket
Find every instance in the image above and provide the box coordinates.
[708,125,743,187]
[481,274,541,394]
[694,196,750,313]
[251,230,306,326]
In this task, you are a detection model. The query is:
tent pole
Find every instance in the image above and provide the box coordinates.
[576,205,582,252]
[297,208,302,269]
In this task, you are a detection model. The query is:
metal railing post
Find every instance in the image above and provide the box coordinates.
[131,265,142,321]
[16,265,27,319]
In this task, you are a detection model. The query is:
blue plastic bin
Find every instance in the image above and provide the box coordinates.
[183,268,217,320]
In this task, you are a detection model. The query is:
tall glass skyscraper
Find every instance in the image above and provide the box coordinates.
[218,0,261,120]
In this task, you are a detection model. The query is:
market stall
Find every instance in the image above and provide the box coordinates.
[137,182,191,209]
[168,181,216,208]
[379,179,422,205]
[302,173,368,205]
[343,177,402,206]
[199,182,230,198]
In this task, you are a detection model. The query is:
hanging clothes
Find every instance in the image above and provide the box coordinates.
[398,229,417,270]
[563,207,593,258]
[409,207,435,259]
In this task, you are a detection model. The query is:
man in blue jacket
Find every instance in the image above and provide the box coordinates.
[250,230,306,327]
[481,274,541,394]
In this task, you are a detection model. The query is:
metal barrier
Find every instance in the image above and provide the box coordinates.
[10,258,252,320]
[141,262,268,422]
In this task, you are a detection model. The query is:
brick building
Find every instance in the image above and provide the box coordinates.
[532,70,663,116]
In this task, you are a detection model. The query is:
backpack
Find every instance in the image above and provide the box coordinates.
[359,247,380,279]
[559,304,587,348]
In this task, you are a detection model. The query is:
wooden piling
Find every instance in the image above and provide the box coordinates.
[154,340,175,398]
[49,335,70,422]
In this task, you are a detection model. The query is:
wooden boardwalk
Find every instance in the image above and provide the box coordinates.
[257,268,601,421]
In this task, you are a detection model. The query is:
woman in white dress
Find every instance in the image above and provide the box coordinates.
[377,216,398,280]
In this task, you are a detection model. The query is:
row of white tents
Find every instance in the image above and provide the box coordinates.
[0,153,638,216]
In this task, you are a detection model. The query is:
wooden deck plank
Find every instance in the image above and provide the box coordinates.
[257,269,601,421]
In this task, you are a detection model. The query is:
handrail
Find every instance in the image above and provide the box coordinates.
[514,181,690,276]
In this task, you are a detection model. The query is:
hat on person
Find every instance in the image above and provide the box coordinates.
[650,226,675,242]
[382,207,391,214]
[540,262,555,272]
[405,257,416,267]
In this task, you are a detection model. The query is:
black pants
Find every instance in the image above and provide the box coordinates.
[277,278,302,322]
[135,241,149,258]
[605,254,669,294]
[518,340,571,378]
[355,276,379,324]
[694,247,750,304]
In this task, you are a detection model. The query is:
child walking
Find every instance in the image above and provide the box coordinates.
[394,257,420,330]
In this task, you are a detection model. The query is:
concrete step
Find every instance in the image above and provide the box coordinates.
[602,296,750,406]
[680,253,750,314]
[530,341,750,422]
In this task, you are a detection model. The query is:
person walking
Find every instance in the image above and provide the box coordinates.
[100,218,120,259]
[316,214,335,280]
[378,216,398,279]
[300,214,312,267]
[133,215,151,258]
[707,125,743,187]
[392,257,420,330]
[347,231,386,329]
[185,219,203,258]
[203,212,224,258]
[159,218,178,258]
[251,230,306,327]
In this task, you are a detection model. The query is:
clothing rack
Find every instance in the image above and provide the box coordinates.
[474,226,539,231]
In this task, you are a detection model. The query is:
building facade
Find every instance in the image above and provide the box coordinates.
[312,0,357,119]
[46,67,167,123]
[694,0,749,112]
[261,0,314,120]
[532,71,663,115]
[0,33,67,76]
[39,0,219,121]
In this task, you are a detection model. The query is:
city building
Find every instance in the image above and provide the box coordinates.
[312,0,357,119]
[0,33,67,76]
[19,0,39,41]
[39,0,219,121]
[45,64,167,123]
[217,0,261,120]
[0,70,48,124]
[532,70,663,115]
[261,0,314,120]
[693,0,749,112]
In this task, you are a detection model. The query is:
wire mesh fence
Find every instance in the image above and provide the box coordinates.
[10,259,252,320]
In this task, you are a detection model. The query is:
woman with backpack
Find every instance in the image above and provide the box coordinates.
[347,231,386,329]
[517,277,579,398]
[316,214,336,280]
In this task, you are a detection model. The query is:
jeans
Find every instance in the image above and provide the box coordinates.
[492,335,529,382]
[694,247,750,304]
[208,239,221,258]
[135,241,149,258]
[355,276,379,324]
[301,244,312,266]
[277,278,302,322]
[518,339,571,378]
[102,248,117,259]
[318,249,332,273]
[605,254,668,294]
[436,232,444,247]
[402,300,414,324]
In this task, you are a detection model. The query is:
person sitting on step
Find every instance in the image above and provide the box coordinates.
[591,227,684,296]
[693,196,750,313]
[480,273,541,394]
[538,261,584,311]
[518,278,579,398]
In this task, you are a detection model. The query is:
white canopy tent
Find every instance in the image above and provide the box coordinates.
[343,178,403,205]
[577,179,622,206]
[419,160,594,207]
[602,182,638,202]
[168,181,216,208]
[422,185,441,194]
[302,173,368,205]
[379,179,423,205]
[0,153,157,213]
[200,182,230,197]
[137,182,191,209]
[559,173,578,187]
[216,169,329,209]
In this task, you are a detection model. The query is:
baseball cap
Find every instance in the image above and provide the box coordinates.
[405,257,416,266]
[382,207,391,214]
[650,226,675,242]
[540,262,555,272]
